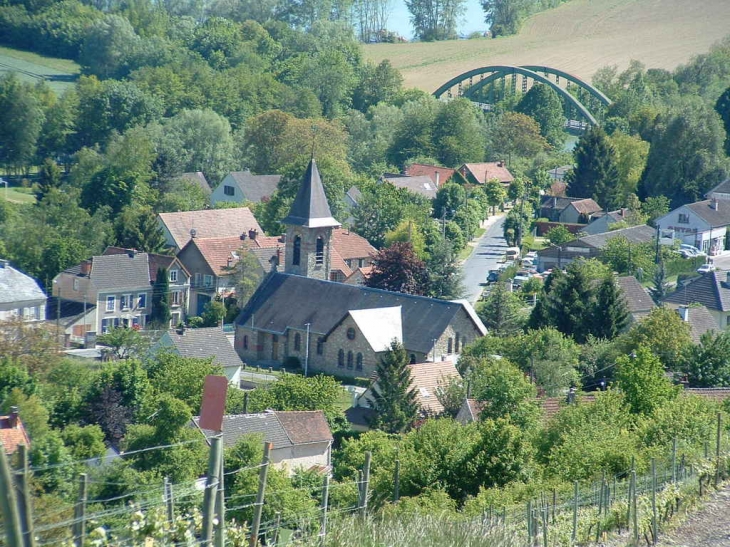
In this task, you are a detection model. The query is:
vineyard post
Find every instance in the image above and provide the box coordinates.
[202,436,222,545]
[571,481,578,545]
[393,459,400,502]
[164,477,174,527]
[272,512,281,546]
[715,412,722,488]
[551,489,556,524]
[359,451,371,519]
[319,474,329,547]
[651,459,658,545]
[215,445,226,547]
[0,442,23,547]
[72,473,88,547]
[671,438,677,483]
[527,500,532,544]
[249,442,271,547]
[16,444,36,547]
[631,470,638,544]
[541,505,548,547]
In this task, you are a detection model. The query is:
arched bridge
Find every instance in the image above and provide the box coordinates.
[433,65,611,127]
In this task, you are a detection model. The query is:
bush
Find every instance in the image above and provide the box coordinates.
[283,356,301,369]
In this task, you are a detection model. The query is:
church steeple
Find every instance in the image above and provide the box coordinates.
[282,158,340,280]
[282,158,340,228]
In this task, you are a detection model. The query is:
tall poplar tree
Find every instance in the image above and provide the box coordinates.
[369,340,419,433]
[591,276,629,340]
[150,267,171,328]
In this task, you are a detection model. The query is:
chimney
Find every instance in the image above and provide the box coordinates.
[178,324,186,335]
[190,228,197,239]
[248,229,258,240]
[678,306,690,322]
[80,260,91,276]
[711,198,719,211]
[239,232,247,241]
[567,387,576,405]
[126,249,136,258]
[8,406,18,428]
[553,197,557,208]
[726,272,730,286]
[435,171,440,187]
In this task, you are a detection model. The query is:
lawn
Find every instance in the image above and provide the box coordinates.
[0,45,80,94]
[364,0,730,93]
[2,187,36,204]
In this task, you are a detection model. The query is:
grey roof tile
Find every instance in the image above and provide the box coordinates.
[685,200,730,226]
[0,261,46,305]
[282,159,340,228]
[89,252,151,292]
[617,276,655,314]
[706,178,730,198]
[664,272,730,312]
[236,273,485,354]
[228,170,281,203]
[686,306,721,343]
[164,327,244,370]
[382,174,438,199]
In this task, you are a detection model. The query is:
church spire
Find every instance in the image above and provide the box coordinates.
[281,158,340,229]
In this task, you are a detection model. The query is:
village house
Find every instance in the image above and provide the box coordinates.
[0,259,46,322]
[663,272,730,330]
[536,225,656,272]
[154,326,244,385]
[558,198,603,224]
[234,159,486,378]
[583,208,632,235]
[457,161,514,186]
[381,173,438,200]
[192,410,333,475]
[52,248,190,334]
[655,198,730,255]
[348,359,461,431]
[404,163,456,187]
[179,172,211,196]
[158,208,263,253]
[617,276,655,324]
[211,170,282,207]
[0,407,30,455]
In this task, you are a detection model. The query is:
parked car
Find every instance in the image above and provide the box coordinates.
[679,244,706,258]
[505,247,521,261]
[512,270,533,287]
[486,269,501,283]
[697,263,715,274]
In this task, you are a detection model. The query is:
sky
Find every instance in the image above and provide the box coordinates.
[386,0,488,40]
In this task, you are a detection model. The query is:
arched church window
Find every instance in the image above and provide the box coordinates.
[316,237,324,264]
[293,235,301,266]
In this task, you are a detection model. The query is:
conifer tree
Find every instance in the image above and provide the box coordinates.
[592,276,629,339]
[566,126,621,209]
[478,281,525,337]
[369,340,419,434]
[150,267,171,327]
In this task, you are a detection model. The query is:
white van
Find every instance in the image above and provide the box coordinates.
[505,247,520,261]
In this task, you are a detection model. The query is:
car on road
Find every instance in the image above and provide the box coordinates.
[486,269,501,283]
[697,263,716,274]
[679,244,706,258]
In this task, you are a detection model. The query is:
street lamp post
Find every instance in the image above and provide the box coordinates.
[304,322,311,377]
[0,178,7,202]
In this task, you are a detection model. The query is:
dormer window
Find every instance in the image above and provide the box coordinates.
[169,269,178,282]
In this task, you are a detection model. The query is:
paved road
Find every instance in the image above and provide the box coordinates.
[461,216,507,304]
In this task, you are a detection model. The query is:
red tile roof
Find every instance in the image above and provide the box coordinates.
[189,237,246,276]
[0,416,30,454]
[159,208,262,250]
[570,198,603,215]
[405,164,456,186]
[460,162,514,184]
[331,228,376,261]
[407,360,460,415]
[276,410,333,445]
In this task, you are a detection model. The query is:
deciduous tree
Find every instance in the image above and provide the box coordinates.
[616,345,677,415]
[366,241,430,295]
[405,0,466,41]
[515,83,564,148]
[477,281,525,337]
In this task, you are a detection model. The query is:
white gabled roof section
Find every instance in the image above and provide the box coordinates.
[449,299,488,336]
[349,306,402,352]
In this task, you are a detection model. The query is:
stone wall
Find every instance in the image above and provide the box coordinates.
[284,226,334,281]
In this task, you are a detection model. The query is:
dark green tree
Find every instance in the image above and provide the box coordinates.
[715,85,730,155]
[682,330,730,387]
[405,0,466,41]
[0,73,44,171]
[369,340,419,433]
[36,158,62,201]
[649,259,669,304]
[515,83,564,148]
[591,276,629,340]
[425,238,465,299]
[477,281,525,337]
[432,98,486,166]
[150,267,171,327]
[114,207,167,254]
[566,126,621,209]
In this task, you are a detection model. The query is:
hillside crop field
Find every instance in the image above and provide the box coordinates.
[364,0,730,92]
[0,46,80,94]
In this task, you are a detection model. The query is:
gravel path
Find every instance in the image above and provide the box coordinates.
[657,484,730,547]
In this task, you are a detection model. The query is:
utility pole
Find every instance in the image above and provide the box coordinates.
[72,474,88,547]
[249,442,271,547]
[0,443,23,547]
[202,436,222,544]
[16,444,36,547]
[304,322,311,377]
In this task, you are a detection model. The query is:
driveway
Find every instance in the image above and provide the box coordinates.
[461,215,507,304]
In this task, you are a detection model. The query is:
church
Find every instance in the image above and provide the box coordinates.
[233,159,486,379]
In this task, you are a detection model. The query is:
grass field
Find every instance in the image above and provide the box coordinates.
[0,46,80,94]
[364,0,730,92]
[2,187,36,204]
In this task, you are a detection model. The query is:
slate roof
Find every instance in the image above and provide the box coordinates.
[159,208,263,250]
[181,172,211,195]
[574,225,656,249]
[617,276,655,316]
[345,186,362,205]
[227,170,282,203]
[282,159,339,228]
[88,252,151,292]
[193,410,332,449]
[405,164,456,186]
[237,273,486,354]
[102,247,183,282]
[0,416,31,454]
[162,327,244,370]
[46,297,96,327]
[407,360,460,415]
[539,195,582,211]
[569,199,602,215]
[0,261,46,305]
[663,272,730,312]
[706,178,730,198]
[678,305,721,343]
[460,162,514,184]
[331,229,376,260]
[382,174,438,200]
[684,200,730,226]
